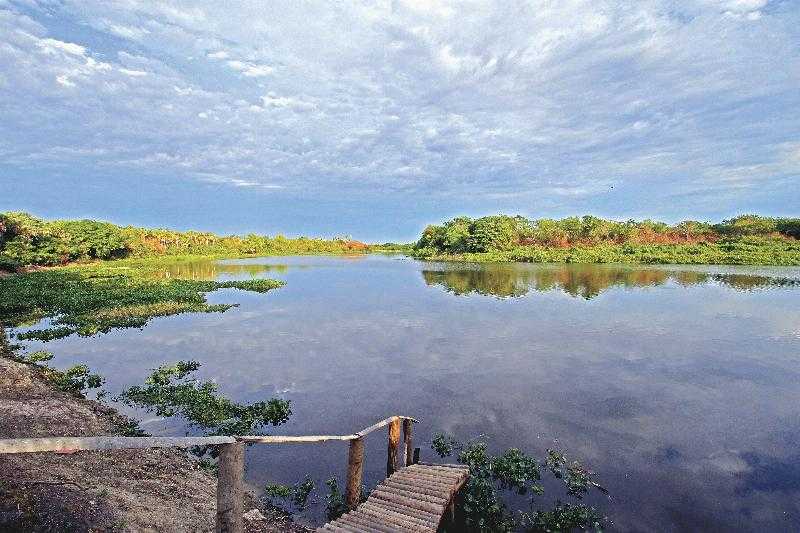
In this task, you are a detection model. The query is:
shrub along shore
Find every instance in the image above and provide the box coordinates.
[0,211,367,271]
[413,214,800,265]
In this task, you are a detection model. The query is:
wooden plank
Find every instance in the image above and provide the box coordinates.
[387,418,401,477]
[370,489,445,516]
[374,485,448,506]
[362,497,440,522]
[348,509,423,532]
[383,479,454,500]
[393,472,457,488]
[355,505,430,530]
[339,512,400,533]
[391,472,454,488]
[328,518,368,533]
[409,464,467,477]
[398,469,463,484]
[406,464,465,478]
[0,436,236,454]
[359,501,439,529]
[215,442,244,533]
[339,512,404,533]
[345,437,365,510]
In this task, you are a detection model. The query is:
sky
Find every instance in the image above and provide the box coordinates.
[0,0,798,242]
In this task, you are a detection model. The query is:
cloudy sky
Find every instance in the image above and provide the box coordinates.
[1,0,798,240]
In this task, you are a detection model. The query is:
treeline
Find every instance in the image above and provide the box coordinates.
[416,214,800,255]
[0,212,366,270]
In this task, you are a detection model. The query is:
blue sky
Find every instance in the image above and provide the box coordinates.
[1,0,798,242]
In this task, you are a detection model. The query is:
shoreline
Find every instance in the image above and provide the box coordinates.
[0,345,312,532]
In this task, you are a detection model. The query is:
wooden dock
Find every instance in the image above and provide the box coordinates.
[320,463,469,532]
[0,415,469,533]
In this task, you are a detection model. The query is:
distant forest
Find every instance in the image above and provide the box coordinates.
[413,214,800,265]
[0,212,366,270]
[416,214,800,252]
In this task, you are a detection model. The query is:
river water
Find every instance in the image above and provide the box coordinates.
[19,255,800,531]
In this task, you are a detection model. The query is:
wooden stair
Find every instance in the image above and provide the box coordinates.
[319,463,469,532]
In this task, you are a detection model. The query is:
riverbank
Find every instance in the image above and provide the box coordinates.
[413,238,800,266]
[413,214,800,265]
[0,346,312,532]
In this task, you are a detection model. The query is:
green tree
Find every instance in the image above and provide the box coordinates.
[467,216,520,252]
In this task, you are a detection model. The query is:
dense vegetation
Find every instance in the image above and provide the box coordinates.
[119,360,291,439]
[0,211,366,270]
[414,214,800,265]
[431,433,608,532]
[9,349,105,396]
[0,258,284,341]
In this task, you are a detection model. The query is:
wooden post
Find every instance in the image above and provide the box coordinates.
[345,437,364,510]
[216,442,244,533]
[402,419,413,467]
[386,417,401,477]
[413,447,420,465]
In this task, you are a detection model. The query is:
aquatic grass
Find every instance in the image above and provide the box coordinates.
[0,259,284,340]
[118,360,291,439]
[432,433,608,532]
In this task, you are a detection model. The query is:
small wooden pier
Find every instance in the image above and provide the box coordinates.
[321,462,469,532]
[0,415,469,532]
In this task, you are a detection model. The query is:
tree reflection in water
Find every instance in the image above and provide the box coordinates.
[421,263,800,299]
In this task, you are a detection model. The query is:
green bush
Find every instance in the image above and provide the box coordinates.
[413,214,800,265]
[432,433,608,532]
[118,360,291,437]
[0,211,366,267]
[0,254,19,272]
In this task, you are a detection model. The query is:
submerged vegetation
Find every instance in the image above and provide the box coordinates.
[0,211,367,270]
[0,258,284,341]
[414,214,800,265]
[432,434,608,532]
[8,349,104,397]
[119,360,291,438]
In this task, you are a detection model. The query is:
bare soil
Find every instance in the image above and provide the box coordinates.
[0,354,313,533]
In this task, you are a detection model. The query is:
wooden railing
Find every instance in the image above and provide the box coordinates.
[0,415,418,533]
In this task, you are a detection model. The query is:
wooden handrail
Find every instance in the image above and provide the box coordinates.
[0,415,420,533]
[0,435,236,454]
[0,415,420,454]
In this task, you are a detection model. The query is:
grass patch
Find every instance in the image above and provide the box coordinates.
[0,258,284,341]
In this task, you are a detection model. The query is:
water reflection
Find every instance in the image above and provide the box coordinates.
[149,261,295,280]
[422,263,800,299]
[17,256,800,531]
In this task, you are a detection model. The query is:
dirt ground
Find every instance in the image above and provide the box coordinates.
[0,354,313,533]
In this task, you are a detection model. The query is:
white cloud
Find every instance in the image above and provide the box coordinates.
[55,74,75,87]
[0,0,798,207]
[108,24,150,40]
[226,60,274,77]
[38,38,86,56]
[119,67,147,77]
[260,93,316,111]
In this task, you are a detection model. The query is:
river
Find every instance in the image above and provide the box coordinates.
[17,255,800,531]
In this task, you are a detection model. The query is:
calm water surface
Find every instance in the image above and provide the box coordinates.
[18,255,800,531]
